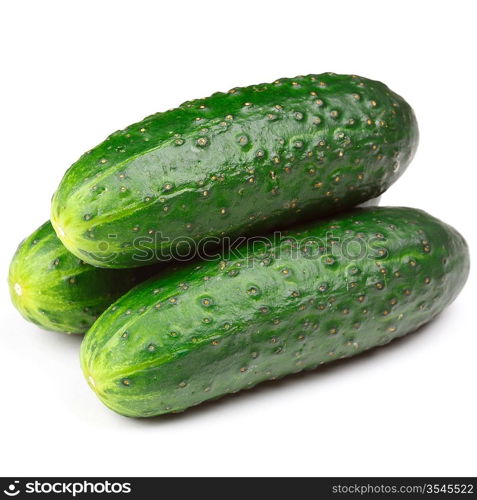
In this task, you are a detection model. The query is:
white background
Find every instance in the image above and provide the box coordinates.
[1,0,475,477]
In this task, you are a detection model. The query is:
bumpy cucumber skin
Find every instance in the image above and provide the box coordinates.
[8,222,160,334]
[52,73,418,268]
[80,207,469,417]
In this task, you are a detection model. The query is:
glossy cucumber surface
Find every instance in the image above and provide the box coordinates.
[8,222,159,334]
[80,207,468,417]
[52,73,418,268]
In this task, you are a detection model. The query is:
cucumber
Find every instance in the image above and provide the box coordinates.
[52,73,418,268]
[8,222,160,334]
[80,207,469,417]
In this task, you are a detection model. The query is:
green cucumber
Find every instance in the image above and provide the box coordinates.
[52,73,418,268]
[80,207,469,417]
[8,222,160,334]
